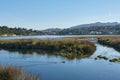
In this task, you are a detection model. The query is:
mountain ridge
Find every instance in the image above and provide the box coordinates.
[70,22,120,29]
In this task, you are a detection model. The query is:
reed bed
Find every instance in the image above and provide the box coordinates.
[0,38,96,59]
[0,65,38,80]
[98,37,120,52]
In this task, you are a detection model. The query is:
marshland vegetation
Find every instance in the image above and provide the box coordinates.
[0,65,38,80]
[98,37,120,52]
[0,38,96,59]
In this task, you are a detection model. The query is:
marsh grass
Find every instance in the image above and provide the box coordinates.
[0,65,38,80]
[98,38,120,52]
[0,38,96,59]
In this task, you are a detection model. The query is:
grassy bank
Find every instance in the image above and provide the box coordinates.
[98,38,120,52]
[0,65,38,80]
[0,38,96,59]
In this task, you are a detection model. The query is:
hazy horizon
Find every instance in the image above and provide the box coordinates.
[0,0,120,30]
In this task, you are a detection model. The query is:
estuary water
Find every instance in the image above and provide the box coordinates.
[0,35,120,80]
[0,35,118,40]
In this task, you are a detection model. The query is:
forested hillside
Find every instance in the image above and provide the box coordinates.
[56,25,120,35]
[0,24,120,36]
[0,26,43,36]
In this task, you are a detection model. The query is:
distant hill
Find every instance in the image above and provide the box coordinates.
[41,22,120,35]
[0,22,120,36]
[56,22,120,35]
[70,22,120,29]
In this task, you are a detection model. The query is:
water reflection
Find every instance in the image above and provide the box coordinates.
[1,49,93,60]
[0,44,120,80]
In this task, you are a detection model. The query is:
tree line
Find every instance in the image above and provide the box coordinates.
[0,25,120,36]
[0,26,44,36]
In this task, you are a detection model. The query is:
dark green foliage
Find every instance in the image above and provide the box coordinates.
[0,26,43,36]
[95,55,108,60]
[109,58,120,62]
[95,55,120,63]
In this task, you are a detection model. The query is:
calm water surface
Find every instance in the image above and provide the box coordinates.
[0,43,120,80]
[0,35,120,80]
[0,35,118,40]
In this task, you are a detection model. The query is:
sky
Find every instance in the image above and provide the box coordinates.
[0,0,120,30]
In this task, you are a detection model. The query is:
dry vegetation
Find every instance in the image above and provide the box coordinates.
[0,65,38,80]
[98,37,120,52]
[0,38,96,59]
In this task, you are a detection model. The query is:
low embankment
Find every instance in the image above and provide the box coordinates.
[0,38,96,59]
